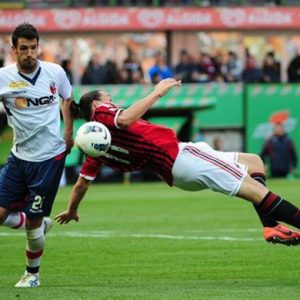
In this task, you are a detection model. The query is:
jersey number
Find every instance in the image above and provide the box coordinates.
[31,195,44,211]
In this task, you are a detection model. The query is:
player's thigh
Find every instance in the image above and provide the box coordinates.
[25,153,66,218]
[237,174,269,204]
[0,207,9,224]
[0,154,28,213]
[172,142,248,196]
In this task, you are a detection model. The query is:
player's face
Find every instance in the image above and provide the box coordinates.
[13,38,39,73]
[99,90,112,103]
[91,91,112,114]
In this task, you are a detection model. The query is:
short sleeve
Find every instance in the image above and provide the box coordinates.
[93,104,122,129]
[80,156,102,181]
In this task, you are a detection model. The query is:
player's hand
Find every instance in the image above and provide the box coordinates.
[54,210,79,224]
[64,134,74,154]
[154,78,182,98]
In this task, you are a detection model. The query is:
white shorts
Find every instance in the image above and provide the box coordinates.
[172,142,248,196]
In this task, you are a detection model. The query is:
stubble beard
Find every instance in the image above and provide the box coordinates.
[18,58,37,74]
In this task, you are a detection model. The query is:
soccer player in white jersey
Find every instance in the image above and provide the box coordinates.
[0,23,74,287]
[56,78,300,249]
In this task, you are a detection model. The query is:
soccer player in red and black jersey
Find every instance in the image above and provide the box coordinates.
[56,78,300,246]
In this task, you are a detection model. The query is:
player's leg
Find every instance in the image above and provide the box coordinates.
[172,141,249,194]
[15,216,44,288]
[238,153,278,227]
[173,142,300,245]
[1,211,26,229]
[0,206,10,225]
[237,153,300,245]
[237,175,300,237]
[0,157,27,230]
[15,152,65,288]
[0,154,41,286]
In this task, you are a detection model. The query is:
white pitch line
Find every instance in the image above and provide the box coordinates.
[188,228,260,233]
[0,230,261,242]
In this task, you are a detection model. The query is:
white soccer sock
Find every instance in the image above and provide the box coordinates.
[26,225,45,270]
[2,212,26,229]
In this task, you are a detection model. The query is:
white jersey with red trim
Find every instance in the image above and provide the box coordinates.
[0,60,72,161]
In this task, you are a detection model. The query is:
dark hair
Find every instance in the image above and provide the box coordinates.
[12,23,39,47]
[61,59,71,70]
[70,102,81,119]
[71,90,101,121]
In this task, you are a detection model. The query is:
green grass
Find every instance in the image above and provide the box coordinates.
[1,180,300,299]
[0,126,13,165]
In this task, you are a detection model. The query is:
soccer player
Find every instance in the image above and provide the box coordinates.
[55,78,300,247]
[0,23,74,287]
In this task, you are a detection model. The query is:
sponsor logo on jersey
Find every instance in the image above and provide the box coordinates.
[11,89,27,95]
[15,97,27,108]
[15,95,56,108]
[9,81,29,89]
[49,81,57,94]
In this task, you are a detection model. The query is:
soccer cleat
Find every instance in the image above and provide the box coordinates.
[263,224,300,246]
[43,217,53,235]
[15,271,40,288]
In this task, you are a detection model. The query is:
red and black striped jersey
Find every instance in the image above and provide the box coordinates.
[80,102,179,186]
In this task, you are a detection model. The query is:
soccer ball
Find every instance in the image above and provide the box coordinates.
[75,121,111,157]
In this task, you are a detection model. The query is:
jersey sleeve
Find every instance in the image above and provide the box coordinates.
[80,156,102,181]
[93,104,122,129]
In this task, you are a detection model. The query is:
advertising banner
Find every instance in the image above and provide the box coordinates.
[0,7,300,32]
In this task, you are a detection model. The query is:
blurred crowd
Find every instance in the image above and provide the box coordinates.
[61,48,300,85]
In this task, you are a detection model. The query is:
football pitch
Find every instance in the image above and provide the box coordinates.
[1,179,300,299]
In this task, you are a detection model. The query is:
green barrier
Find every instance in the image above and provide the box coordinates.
[147,116,188,133]
[192,83,244,138]
[73,84,216,109]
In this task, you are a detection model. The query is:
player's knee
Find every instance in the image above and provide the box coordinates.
[248,154,265,174]
[25,216,43,230]
[26,226,44,240]
[253,154,264,170]
[26,226,45,251]
[0,207,9,225]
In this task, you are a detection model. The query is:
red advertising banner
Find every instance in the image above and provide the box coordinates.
[0,7,299,32]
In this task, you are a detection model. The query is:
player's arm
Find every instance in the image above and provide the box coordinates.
[55,176,90,224]
[61,97,74,152]
[58,65,74,152]
[117,78,181,129]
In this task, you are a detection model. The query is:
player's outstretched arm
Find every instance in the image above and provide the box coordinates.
[117,78,181,128]
[55,176,90,224]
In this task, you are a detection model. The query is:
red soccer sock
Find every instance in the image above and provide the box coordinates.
[258,191,300,229]
[251,173,278,227]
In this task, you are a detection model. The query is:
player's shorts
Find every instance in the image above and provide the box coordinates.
[0,152,66,218]
[172,142,248,196]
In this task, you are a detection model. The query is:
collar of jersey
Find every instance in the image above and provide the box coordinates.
[18,66,41,86]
